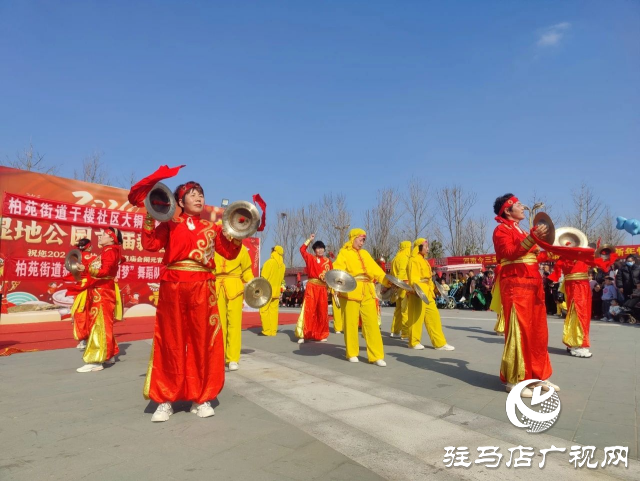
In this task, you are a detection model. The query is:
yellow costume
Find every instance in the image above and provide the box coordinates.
[332,291,343,332]
[407,238,448,349]
[215,247,254,364]
[333,229,391,363]
[259,246,286,336]
[390,241,411,337]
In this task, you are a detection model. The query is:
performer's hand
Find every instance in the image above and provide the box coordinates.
[309,234,315,241]
[536,224,549,237]
[77,265,86,272]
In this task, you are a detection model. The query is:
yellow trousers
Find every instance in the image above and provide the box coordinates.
[390,294,408,336]
[343,295,384,363]
[407,294,447,348]
[218,292,244,363]
[260,298,280,336]
[333,299,344,332]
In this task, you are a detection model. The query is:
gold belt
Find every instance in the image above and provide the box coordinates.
[308,278,327,286]
[354,275,371,282]
[216,273,241,279]
[167,260,212,273]
[419,278,432,283]
[91,276,114,280]
[565,273,589,282]
[500,253,537,266]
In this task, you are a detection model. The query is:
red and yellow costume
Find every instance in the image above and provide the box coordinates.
[296,240,332,341]
[259,246,286,336]
[142,212,241,404]
[492,214,552,385]
[82,243,124,364]
[71,250,98,341]
[215,247,254,363]
[549,259,592,349]
[333,229,391,362]
[390,241,411,337]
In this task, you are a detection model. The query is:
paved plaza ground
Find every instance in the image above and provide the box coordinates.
[2,308,639,480]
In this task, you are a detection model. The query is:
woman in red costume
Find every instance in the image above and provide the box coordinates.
[296,234,332,343]
[492,194,559,397]
[70,238,97,351]
[140,181,242,422]
[76,228,124,373]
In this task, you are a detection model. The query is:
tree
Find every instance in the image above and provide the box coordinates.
[274,210,302,268]
[74,151,112,185]
[436,185,477,256]
[525,191,554,230]
[297,203,320,245]
[594,205,625,246]
[319,193,351,255]
[400,180,434,241]
[462,216,490,255]
[566,182,603,241]
[2,141,59,174]
[364,188,401,260]
[429,239,445,260]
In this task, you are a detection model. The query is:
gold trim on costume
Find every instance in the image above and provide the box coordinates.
[83,307,107,364]
[354,275,371,282]
[143,341,154,400]
[562,300,585,348]
[500,253,538,266]
[307,278,327,286]
[564,273,589,282]
[167,260,212,273]
[500,307,526,384]
[295,300,306,339]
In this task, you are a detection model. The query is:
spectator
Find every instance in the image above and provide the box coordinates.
[592,282,603,319]
[481,271,494,310]
[588,273,597,290]
[601,277,618,321]
[543,272,556,315]
[616,255,640,300]
[622,283,640,312]
[609,299,622,322]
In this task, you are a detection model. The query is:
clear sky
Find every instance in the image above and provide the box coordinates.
[1,1,638,249]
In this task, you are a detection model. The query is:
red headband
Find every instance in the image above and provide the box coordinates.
[498,196,519,217]
[106,228,120,245]
[177,182,199,201]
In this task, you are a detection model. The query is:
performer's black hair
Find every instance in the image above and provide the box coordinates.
[493,193,515,217]
[107,226,123,245]
[77,238,91,251]
[312,240,326,251]
[174,182,204,203]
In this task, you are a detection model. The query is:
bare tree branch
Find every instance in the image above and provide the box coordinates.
[319,193,351,254]
[594,205,625,246]
[566,182,603,240]
[274,210,300,267]
[74,151,112,185]
[462,216,490,255]
[400,180,434,241]
[2,141,59,174]
[436,185,477,256]
[364,188,401,260]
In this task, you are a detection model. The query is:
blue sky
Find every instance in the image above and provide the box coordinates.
[1,1,638,248]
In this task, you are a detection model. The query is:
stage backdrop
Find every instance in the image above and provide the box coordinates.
[0,166,260,323]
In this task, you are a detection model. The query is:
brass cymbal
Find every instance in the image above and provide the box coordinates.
[413,283,431,305]
[385,274,412,292]
[324,270,357,293]
[65,249,83,282]
[532,212,555,245]
[375,283,395,302]
[244,277,272,309]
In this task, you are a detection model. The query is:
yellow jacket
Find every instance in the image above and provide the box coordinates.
[333,246,389,301]
[407,238,435,300]
[261,246,286,300]
[215,247,254,300]
[391,241,411,281]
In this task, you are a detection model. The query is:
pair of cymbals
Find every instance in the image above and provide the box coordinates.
[244,277,272,309]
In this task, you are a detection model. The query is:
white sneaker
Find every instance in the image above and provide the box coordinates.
[228,362,239,371]
[298,338,305,344]
[533,380,561,392]
[76,363,103,373]
[411,343,425,350]
[190,401,215,418]
[389,333,398,338]
[76,340,87,350]
[335,331,342,334]
[374,360,387,367]
[571,348,593,359]
[104,357,115,365]
[320,339,327,342]
[435,344,455,351]
[151,402,173,422]
[348,357,359,363]
[506,383,533,398]
[400,336,408,340]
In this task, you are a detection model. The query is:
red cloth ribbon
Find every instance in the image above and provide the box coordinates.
[128,165,186,208]
[252,193,267,232]
[532,234,596,263]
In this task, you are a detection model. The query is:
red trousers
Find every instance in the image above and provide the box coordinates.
[564,280,591,348]
[302,282,329,340]
[144,280,224,404]
[83,287,120,364]
[500,276,552,383]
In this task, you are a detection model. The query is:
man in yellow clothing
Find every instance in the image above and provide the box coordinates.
[259,246,286,336]
[215,246,254,371]
[333,228,393,366]
[331,291,343,334]
[390,240,411,339]
[407,238,455,351]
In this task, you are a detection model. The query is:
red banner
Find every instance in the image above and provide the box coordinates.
[0,167,260,321]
